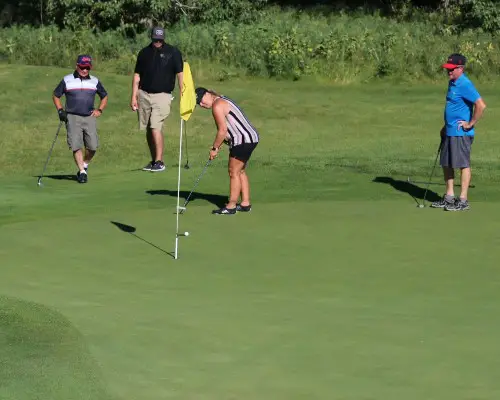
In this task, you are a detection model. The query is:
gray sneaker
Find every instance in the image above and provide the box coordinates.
[445,199,470,211]
[430,195,455,209]
[150,160,166,172]
[142,161,154,171]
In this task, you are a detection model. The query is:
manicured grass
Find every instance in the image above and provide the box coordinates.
[1,64,500,400]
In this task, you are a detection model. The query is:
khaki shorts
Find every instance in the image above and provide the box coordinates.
[138,90,172,131]
[66,114,98,151]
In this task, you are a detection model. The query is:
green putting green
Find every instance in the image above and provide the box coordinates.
[1,64,500,399]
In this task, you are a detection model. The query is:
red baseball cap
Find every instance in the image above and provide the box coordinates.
[442,53,466,69]
[76,55,92,68]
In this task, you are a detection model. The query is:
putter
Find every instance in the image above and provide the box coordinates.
[419,139,443,208]
[183,123,190,169]
[37,121,64,187]
[178,159,212,214]
[407,177,475,188]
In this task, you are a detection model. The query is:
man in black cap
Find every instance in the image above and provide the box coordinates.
[130,27,184,172]
[53,54,108,183]
[431,53,486,211]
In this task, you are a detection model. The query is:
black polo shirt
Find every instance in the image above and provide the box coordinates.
[134,43,183,94]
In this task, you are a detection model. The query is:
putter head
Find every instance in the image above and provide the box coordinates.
[37,178,43,187]
[177,206,186,214]
[184,164,190,170]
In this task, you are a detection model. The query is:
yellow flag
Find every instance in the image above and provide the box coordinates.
[180,62,196,121]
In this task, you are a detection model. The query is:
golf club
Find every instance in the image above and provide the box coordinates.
[37,121,64,187]
[178,159,212,214]
[419,139,443,208]
[183,123,190,169]
[407,177,475,188]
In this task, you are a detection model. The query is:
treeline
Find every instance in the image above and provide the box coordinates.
[2,0,500,34]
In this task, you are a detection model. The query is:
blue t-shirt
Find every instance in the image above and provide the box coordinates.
[444,74,481,137]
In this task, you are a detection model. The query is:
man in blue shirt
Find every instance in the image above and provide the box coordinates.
[431,53,486,211]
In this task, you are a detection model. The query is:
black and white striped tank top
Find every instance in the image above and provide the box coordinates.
[220,96,259,148]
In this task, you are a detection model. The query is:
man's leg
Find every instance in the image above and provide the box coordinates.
[444,166,455,197]
[138,90,155,169]
[146,126,156,161]
[150,128,164,162]
[148,93,171,169]
[84,149,96,164]
[227,157,245,209]
[82,117,98,171]
[73,149,85,171]
[460,167,471,200]
[239,169,251,206]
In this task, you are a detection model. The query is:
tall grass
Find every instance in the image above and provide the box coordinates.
[1,8,500,82]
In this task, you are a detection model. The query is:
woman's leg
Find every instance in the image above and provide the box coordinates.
[239,168,250,206]
[227,157,245,209]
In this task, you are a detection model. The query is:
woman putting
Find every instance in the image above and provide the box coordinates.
[195,87,260,215]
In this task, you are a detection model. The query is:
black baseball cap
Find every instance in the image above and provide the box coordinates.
[151,27,165,41]
[443,53,466,69]
[195,87,208,104]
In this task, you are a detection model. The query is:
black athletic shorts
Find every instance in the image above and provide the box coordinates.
[229,143,258,163]
[440,135,474,169]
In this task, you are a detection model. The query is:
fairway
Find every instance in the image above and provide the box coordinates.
[1,64,500,399]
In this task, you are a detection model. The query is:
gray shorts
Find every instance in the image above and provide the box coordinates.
[440,135,474,169]
[66,114,98,151]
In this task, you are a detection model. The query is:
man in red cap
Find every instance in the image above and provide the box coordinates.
[53,54,108,183]
[431,53,486,211]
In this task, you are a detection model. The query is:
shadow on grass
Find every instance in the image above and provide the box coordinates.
[111,221,174,258]
[146,190,226,208]
[34,174,77,181]
[373,176,441,205]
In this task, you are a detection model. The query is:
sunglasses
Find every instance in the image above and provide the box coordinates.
[78,65,91,70]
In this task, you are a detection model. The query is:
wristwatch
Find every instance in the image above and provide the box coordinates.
[98,108,103,113]
[211,147,217,151]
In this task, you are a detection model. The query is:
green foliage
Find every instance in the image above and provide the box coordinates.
[2,8,500,82]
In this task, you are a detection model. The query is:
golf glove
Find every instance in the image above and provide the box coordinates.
[57,109,67,122]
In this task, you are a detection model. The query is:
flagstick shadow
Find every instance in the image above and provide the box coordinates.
[111,221,174,259]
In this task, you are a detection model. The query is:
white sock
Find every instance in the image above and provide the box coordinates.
[83,162,89,169]
[80,169,87,174]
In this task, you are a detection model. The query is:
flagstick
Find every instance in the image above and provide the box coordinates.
[175,118,184,260]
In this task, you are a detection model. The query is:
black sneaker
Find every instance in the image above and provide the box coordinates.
[445,199,470,212]
[430,196,455,209]
[212,207,236,215]
[142,161,154,171]
[150,160,166,172]
[236,203,252,212]
[76,171,88,184]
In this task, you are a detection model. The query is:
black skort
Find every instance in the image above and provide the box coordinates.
[229,143,258,163]
[440,135,474,169]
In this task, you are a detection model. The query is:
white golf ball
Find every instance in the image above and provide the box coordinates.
[184,232,189,236]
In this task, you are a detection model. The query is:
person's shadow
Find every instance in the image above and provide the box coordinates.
[372,176,441,205]
[111,221,174,258]
[146,190,227,208]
